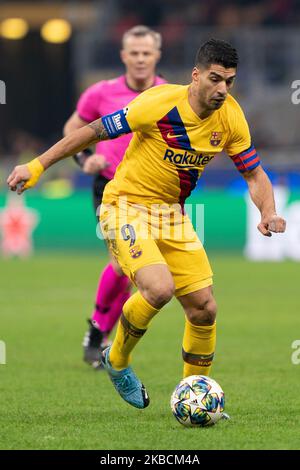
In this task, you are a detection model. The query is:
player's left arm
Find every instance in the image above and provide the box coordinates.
[225,103,286,237]
[242,165,286,237]
[7,118,112,194]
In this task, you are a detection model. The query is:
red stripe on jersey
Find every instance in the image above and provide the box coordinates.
[177,169,199,213]
[177,170,192,213]
[157,113,182,149]
[156,107,194,151]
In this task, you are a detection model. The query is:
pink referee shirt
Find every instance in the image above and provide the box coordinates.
[76,74,166,180]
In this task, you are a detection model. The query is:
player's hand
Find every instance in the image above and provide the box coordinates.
[7,158,44,194]
[82,153,110,174]
[7,164,32,194]
[258,214,286,237]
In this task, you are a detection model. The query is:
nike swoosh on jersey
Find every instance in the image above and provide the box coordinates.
[166,132,183,139]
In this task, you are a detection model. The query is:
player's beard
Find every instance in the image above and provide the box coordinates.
[208,95,226,110]
[197,89,225,112]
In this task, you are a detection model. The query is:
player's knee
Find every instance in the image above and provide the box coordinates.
[186,296,217,326]
[144,282,175,309]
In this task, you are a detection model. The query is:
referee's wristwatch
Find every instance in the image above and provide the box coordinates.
[73,148,93,168]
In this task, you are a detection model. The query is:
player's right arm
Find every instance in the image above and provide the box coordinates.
[7,118,110,194]
[7,84,170,193]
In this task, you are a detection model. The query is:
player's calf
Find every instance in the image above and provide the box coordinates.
[179,287,217,377]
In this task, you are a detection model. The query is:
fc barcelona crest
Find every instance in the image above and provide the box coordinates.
[210,131,222,147]
[129,245,142,259]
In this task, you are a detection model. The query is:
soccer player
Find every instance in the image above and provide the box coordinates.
[63,25,166,367]
[8,39,286,410]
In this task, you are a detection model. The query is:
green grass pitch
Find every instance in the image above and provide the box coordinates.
[0,253,299,450]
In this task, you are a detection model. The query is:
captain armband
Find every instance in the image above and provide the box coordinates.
[102,108,132,139]
[229,145,261,173]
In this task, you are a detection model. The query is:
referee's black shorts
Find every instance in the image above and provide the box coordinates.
[92,173,110,218]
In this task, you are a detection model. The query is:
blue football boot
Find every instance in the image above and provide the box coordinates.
[101,346,150,409]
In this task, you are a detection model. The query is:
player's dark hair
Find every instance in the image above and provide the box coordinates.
[195,39,239,69]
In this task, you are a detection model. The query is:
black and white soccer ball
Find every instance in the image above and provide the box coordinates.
[170,375,225,427]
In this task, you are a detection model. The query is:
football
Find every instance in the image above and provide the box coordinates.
[170,375,225,427]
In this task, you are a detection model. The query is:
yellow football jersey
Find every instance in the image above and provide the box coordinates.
[102,84,259,208]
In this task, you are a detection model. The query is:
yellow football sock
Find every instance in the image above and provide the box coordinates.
[109,291,159,370]
[182,319,216,378]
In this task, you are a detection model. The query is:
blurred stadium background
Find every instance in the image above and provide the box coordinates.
[1,0,300,451]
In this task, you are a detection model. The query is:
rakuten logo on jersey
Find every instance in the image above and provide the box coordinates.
[163,148,214,168]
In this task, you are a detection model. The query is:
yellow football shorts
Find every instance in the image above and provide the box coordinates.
[99,200,213,297]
